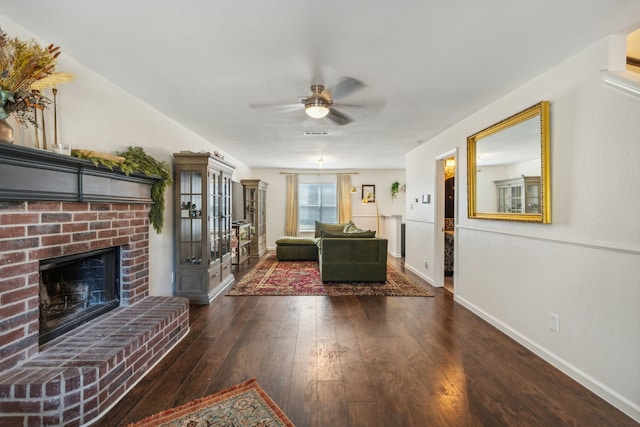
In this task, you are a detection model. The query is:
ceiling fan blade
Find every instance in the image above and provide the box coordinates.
[332,77,366,99]
[249,102,302,112]
[327,108,353,126]
[333,97,387,113]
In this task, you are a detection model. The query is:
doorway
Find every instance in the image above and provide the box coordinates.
[443,156,455,293]
[434,150,457,293]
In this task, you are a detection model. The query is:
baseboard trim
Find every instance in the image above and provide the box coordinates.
[404,263,434,286]
[388,250,402,258]
[454,295,640,423]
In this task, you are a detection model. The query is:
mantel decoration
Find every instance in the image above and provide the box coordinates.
[0,27,74,143]
[72,146,173,233]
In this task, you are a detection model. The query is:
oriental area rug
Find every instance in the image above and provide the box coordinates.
[127,378,294,427]
[227,254,433,297]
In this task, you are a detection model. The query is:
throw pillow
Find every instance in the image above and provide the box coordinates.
[342,222,359,233]
[343,222,376,237]
[315,221,346,238]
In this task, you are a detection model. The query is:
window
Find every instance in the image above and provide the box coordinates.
[299,180,337,232]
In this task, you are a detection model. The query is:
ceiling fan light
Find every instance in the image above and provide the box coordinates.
[305,97,330,119]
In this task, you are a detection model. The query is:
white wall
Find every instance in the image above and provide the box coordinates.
[405,35,640,421]
[250,168,406,250]
[1,17,253,297]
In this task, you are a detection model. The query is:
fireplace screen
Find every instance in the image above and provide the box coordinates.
[39,247,120,345]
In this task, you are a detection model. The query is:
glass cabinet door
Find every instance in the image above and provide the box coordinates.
[221,174,232,257]
[510,185,523,213]
[247,188,256,235]
[259,186,266,249]
[498,186,509,213]
[179,171,203,265]
[209,170,220,264]
[525,182,540,213]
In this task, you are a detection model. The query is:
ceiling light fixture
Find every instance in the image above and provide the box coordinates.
[305,84,330,119]
[318,155,324,168]
[444,157,456,180]
[305,97,330,119]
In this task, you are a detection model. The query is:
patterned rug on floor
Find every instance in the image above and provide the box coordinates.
[227,254,433,297]
[127,378,294,427]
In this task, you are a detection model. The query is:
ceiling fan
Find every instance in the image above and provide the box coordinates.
[250,76,377,126]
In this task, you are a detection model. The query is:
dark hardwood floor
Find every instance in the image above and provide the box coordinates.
[93,255,637,426]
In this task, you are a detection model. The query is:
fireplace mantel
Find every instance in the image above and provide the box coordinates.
[0,143,157,203]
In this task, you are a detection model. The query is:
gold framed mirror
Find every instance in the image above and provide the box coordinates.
[467,101,550,223]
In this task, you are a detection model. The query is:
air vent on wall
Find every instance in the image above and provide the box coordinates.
[303,130,330,136]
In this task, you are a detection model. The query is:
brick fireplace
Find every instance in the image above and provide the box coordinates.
[0,144,189,425]
[0,200,153,370]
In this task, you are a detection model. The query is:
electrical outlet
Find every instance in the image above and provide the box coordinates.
[549,313,560,333]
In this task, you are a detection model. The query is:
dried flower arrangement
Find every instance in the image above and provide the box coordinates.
[0,27,73,126]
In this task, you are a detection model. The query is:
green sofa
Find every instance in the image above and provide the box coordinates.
[318,236,388,282]
[276,221,388,282]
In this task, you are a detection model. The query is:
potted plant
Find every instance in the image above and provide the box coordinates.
[391,181,400,199]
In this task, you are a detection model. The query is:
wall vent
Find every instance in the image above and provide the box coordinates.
[303,130,330,136]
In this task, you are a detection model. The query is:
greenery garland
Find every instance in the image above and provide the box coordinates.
[72,146,173,233]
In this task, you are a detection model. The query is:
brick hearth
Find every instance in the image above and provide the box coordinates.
[0,296,188,426]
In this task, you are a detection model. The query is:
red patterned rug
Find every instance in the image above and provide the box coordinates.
[127,378,294,426]
[227,254,433,297]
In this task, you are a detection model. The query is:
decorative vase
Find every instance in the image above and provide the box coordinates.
[0,119,14,143]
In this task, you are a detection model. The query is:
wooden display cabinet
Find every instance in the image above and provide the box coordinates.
[173,152,235,304]
[495,176,541,214]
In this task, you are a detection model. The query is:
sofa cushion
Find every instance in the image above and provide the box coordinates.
[315,221,347,238]
[275,237,317,246]
[321,230,376,238]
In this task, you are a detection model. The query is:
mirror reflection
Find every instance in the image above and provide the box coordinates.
[467,101,550,223]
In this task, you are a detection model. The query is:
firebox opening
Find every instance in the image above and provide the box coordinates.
[39,246,121,346]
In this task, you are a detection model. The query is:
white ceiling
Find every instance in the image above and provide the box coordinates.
[2,1,639,169]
